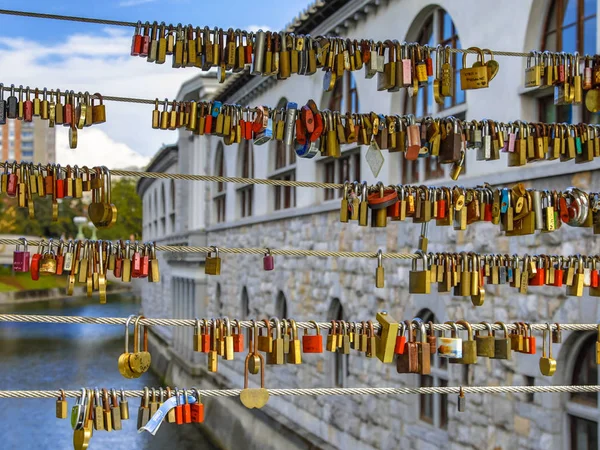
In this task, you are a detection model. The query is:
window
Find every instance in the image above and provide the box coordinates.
[213,143,226,223]
[275,291,287,318]
[328,73,360,114]
[237,140,254,218]
[323,150,361,201]
[402,8,464,184]
[216,283,223,313]
[329,298,348,388]
[540,0,598,124]
[269,98,297,211]
[169,180,175,232]
[567,333,598,450]
[241,287,251,346]
[404,8,464,118]
[418,309,448,430]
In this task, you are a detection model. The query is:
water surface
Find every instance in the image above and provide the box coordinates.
[0,294,216,449]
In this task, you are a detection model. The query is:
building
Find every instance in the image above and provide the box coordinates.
[138,1,600,449]
[1,118,55,164]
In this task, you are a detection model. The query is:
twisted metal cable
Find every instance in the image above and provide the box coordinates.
[0,314,594,333]
[0,238,416,260]
[1,385,600,399]
[0,9,537,58]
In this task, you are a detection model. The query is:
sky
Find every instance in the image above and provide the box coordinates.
[0,0,312,168]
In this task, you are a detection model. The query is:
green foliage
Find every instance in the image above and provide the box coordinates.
[96,177,142,241]
[1,177,141,241]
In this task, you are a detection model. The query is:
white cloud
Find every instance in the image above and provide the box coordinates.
[0,28,192,168]
[246,25,271,33]
[55,127,150,169]
[119,0,157,6]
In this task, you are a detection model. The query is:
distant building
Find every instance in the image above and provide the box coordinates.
[1,118,55,164]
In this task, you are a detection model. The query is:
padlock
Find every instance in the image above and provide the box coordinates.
[491,322,512,360]
[263,248,274,271]
[12,237,30,272]
[475,322,495,358]
[438,321,462,359]
[409,250,431,294]
[460,47,489,90]
[302,320,323,353]
[205,246,221,275]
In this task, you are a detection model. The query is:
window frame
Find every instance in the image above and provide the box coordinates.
[565,332,599,450]
[268,98,297,212]
[417,310,449,430]
[213,143,227,223]
[321,147,361,201]
[237,140,254,219]
[539,0,597,125]
[401,8,466,184]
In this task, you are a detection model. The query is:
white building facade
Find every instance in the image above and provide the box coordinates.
[139,1,600,449]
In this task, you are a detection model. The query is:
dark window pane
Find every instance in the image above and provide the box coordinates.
[420,375,434,424]
[443,12,453,40]
[571,335,598,406]
[563,0,578,26]
[561,24,577,53]
[585,0,597,16]
[545,32,558,52]
[440,379,448,430]
[584,18,596,54]
[570,415,598,450]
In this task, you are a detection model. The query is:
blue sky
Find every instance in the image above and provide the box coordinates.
[0,0,312,168]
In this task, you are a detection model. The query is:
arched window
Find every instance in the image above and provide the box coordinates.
[321,73,361,202]
[417,309,449,430]
[328,73,360,114]
[169,180,176,232]
[213,143,226,223]
[237,140,254,218]
[275,291,288,318]
[402,7,465,184]
[160,184,167,235]
[216,283,223,313]
[540,0,598,124]
[269,97,296,211]
[241,287,250,318]
[329,298,348,388]
[566,333,598,449]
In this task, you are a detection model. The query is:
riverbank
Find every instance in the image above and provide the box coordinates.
[0,283,134,305]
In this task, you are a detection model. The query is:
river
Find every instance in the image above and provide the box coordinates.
[0,293,217,450]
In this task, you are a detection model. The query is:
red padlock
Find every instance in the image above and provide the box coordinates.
[174,390,184,425]
[232,320,244,353]
[484,202,493,222]
[54,164,65,199]
[182,390,192,424]
[204,113,213,135]
[113,249,123,278]
[590,257,599,288]
[30,243,43,281]
[263,248,274,271]
[395,324,407,355]
[63,91,72,127]
[139,246,149,278]
[526,324,536,355]
[436,196,447,219]
[529,257,545,286]
[12,238,30,272]
[23,86,33,122]
[140,22,150,57]
[55,242,64,276]
[190,389,204,423]
[131,244,142,278]
[131,21,143,56]
[302,320,323,353]
[6,163,18,197]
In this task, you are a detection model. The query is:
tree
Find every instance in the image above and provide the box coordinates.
[95,177,142,241]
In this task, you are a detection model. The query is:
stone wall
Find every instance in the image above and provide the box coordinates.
[186,170,600,450]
